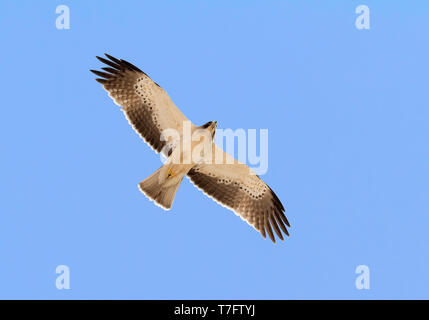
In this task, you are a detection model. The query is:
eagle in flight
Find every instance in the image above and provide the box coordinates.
[91,54,290,243]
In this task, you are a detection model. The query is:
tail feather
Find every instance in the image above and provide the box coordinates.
[138,165,184,210]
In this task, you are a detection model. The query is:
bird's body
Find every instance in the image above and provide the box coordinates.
[91,54,290,242]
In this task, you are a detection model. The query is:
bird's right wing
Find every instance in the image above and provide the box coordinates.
[187,146,289,242]
[91,54,190,155]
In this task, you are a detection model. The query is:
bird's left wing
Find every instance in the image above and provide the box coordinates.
[91,54,190,155]
[187,146,289,243]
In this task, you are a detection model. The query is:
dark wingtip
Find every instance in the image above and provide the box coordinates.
[270,187,285,212]
[269,214,284,241]
[95,53,146,76]
[265,214,276,243]
[120,58,144,73]
[102,67,119,74]
[104,53,121,64]
[90,69,112,79]
[95,78,109,84]
[268,187,289,229]
[95,55,121,69]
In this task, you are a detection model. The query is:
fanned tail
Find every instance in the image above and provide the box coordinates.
[138,165,185,210]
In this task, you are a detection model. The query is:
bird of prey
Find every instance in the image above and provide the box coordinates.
[91,54,290,242]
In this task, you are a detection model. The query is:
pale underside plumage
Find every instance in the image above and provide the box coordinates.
[91,54,290,242]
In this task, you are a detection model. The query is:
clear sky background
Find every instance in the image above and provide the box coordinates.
[1,1,428,299]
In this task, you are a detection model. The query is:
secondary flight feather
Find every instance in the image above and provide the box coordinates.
[91,54,290,243]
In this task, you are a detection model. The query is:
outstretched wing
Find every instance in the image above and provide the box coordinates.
[187,146,289,243]
[91,54,189,155]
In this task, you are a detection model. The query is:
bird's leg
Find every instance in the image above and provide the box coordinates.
[167,167,176,178]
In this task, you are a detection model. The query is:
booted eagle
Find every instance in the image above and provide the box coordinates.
[91,54,290,243]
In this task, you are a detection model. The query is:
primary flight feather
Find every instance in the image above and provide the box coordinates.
[91,54,290,243]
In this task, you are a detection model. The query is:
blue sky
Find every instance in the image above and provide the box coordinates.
[0,1,428,299]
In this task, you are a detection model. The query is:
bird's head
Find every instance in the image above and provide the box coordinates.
[200,121,217,137]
